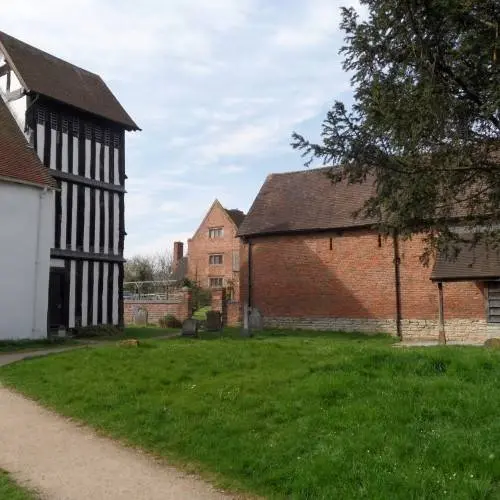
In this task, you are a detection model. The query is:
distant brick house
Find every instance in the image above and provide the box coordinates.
[173,200,245,299]
[237,168,500,343]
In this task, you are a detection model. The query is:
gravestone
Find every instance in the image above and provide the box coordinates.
[206,311,222,331]
[134,307,148,326]
[182,318,199,337]
[249,308,263,331]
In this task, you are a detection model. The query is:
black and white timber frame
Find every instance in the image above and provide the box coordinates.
[29,96,126,329]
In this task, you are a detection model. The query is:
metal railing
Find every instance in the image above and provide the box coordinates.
[123,280,180,301]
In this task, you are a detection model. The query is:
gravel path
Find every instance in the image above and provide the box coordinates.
[0,352,234,499]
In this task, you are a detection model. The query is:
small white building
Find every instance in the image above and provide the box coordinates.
[0,97,56,340]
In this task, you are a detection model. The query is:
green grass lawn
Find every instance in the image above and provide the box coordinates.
[1,329,500,499]
[100,326,178,340]
[0,337,79,353]
[0,470,36,499]
[0,327,177,353]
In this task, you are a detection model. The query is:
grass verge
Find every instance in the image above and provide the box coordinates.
[0,338,78,354]
[0,470,36,499]
[0,327,178,354]
[96,326,179,341]
[1,330,499,499]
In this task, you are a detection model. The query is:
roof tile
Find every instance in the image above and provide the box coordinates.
[225,208,246,228]
[238,168,376,237]
[0,31,138,130]
[431,241,500,281]
[0,99,57,189]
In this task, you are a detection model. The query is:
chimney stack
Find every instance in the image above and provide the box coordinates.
[173,241,184,264]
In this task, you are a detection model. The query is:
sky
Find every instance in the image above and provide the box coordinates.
[3,0,361,257]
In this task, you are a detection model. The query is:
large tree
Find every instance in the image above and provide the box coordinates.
[293,0,500,261]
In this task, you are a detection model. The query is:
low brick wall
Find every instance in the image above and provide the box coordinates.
[211,288,226,320]
[263,316,500,344]
[125,288,192,325]
[211,288,242,327]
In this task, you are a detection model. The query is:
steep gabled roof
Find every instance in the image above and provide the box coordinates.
[0,31,139,130]
[225,208,245,228]
[238,168,376,237]
[0,98,57,188]
[192,199,246,239]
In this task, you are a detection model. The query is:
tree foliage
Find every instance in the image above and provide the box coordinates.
[293,0,500,261]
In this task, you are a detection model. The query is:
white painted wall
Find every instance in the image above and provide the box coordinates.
[0,181,54,340]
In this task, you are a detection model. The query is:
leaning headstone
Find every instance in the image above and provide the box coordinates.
[134,307,148,326]
[206,311,222,331]
[182,318,199,337]
[249,308,263,331]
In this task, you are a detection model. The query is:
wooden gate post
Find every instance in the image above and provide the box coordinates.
[438,282,447,344]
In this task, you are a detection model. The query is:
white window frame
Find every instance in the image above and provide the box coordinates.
[209,227,224,239]
[209,277,224,288]
[209,254,223,265]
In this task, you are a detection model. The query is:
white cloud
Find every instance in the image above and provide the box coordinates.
[220,165,247,174]
[272,0,343,49]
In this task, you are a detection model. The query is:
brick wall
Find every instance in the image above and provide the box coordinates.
[211,288,242,327]
[239,230,492,342]
[211,288,227,324]
[187,202,242,299]
[227,301,242,327]
[124,288,192,325]
[398,237,485,319]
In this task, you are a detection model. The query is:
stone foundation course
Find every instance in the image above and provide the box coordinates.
[263,316,500,344]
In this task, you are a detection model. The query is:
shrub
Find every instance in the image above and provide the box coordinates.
[181,278,194,288]
[72,324,123,338]
[193,287,212,310]
[158,314,182,328]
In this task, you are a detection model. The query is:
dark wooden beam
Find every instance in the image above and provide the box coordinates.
[49,170,125,193]
[4,88,25,102]
[0,63,8,77]
[438,282,447,344]
[51,248,125,263]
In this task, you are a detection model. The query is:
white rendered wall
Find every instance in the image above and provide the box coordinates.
[0,182,54,339]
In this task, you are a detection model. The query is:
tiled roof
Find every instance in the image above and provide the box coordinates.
[431,241,500,281]
[0,31,139,130]
[225,208,246,228]
[238,167,376,237]
[0,98,57,188]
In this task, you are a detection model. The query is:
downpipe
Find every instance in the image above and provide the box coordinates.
[393,231,402,340]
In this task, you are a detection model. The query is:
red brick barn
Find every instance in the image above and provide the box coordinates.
[237,168,500,343]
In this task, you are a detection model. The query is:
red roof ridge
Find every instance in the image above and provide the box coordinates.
[270,166,332,177]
